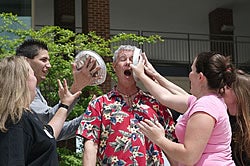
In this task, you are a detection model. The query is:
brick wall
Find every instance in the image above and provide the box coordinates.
[54,0,75,31]
[209,8,233,35]
[87,0,112,93]
[87,0,110,40]
[209,8,234,57]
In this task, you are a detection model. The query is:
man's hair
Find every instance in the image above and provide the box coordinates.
[16,39,48,59]
[113,45,136,62]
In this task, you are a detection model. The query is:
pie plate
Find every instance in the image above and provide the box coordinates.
[74,50,107,86]
[132,47,142,81]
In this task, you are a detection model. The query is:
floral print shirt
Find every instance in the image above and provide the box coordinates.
[77,87,176,166]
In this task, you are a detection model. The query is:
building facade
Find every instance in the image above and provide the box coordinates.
[1,0,250,92]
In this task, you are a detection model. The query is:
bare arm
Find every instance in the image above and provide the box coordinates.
[138,112,215,165]
[131,56,189,113]
[83,140,98,166]
[142,53,188,96]
[153,73,188,96]
[48,79,81,139]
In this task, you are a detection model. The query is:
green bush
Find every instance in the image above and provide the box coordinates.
[57,147,82,166]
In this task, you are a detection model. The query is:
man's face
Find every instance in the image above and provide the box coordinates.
[26,49,51,85]
[113,49,135,83]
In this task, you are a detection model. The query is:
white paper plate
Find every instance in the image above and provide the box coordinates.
[74,50,107,86]
[132,47,142,81]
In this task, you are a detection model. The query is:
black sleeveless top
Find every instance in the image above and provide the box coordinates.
[229,115,250,166]
[0,110,59,166]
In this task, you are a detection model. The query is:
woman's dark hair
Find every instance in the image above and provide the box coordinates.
[16,39,48,59]
[195,51,236,94]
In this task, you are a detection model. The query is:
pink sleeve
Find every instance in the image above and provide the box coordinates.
[188,96,220,122]
[187,95,197,108]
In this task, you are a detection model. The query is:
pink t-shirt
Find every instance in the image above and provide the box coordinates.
[175,94,235,166]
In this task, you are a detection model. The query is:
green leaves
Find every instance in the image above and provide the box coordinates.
[110,32,163,45]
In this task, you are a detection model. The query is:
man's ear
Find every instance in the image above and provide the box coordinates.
[24,57,31,63]
[112,62,116,72]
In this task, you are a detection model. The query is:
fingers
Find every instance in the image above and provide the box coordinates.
[63,78,68,89]
[58,78,82,99]
[89,65,101,77]
[86,57,97,71]
[73,90,82,98]
[83,56,92,68]
[141,52,146,60]
[77,56,97,74]
[155,121,163,128]
[141,52,149,64]
[71,63,76,73]
[57,79,68,92]
[57,79,63,89]
[138,54,145,64]
[89,74,102,85]
[138,119,155,130]
[91,94,97,101]
[84,57,101,78]
[130,63,135,69]
[144,119,155,127]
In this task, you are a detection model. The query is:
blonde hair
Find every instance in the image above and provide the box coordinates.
[0,56,31,132]
[232,70,250,165]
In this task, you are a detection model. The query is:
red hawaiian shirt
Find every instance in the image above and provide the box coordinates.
[77,87,176,166]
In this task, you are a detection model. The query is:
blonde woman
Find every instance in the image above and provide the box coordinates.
[0,56,81,165]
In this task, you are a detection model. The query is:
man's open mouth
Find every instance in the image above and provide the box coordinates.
[124,70,132,76]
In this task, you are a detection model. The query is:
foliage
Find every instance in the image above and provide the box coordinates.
[57,147,82,166]
[0,13,29,56]
[0,12,163,165]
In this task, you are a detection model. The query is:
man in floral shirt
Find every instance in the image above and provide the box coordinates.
[77,45,176,165]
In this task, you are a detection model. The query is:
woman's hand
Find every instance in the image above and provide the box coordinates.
[131,53,158,82]
[138,119,165,145]
[141,53,159,79]
[48,79,82,139]
[58,79,82,106]
[130,54,146,79]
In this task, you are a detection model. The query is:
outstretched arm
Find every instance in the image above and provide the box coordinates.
[142,53,188,96]
[30,88,82,140]
[131,54,189,113]
[48,79,81,139]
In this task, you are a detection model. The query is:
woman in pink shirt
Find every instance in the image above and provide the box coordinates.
[131,52,236,166]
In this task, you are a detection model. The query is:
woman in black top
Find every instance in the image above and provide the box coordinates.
[223,70,250,166]
[0,56,81,165]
